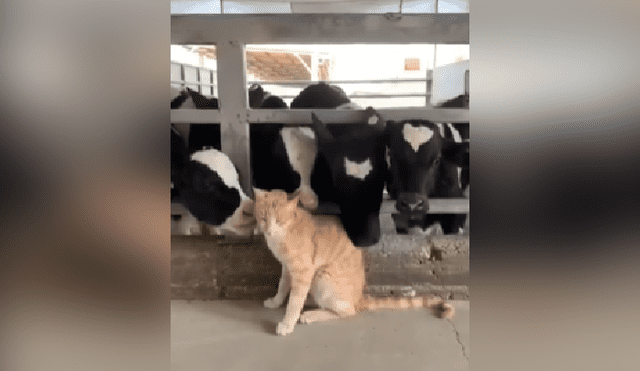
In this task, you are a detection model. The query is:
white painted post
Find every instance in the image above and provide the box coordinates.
[216,40,253,198]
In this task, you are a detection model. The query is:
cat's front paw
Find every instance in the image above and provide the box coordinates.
[276,321,295,336]
[263,297,282,309]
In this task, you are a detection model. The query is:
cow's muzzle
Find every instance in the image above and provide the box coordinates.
[396,192,429,214]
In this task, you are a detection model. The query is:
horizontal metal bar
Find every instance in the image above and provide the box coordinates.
[173,199,468,216]
[247,79,430,85]
[316,199,468,214]
[172,14,469,45]
[171,62,214,70]
[383,198,468,214]
[171,80,217,88]
[171,108,469,124]
[275,93,428,99]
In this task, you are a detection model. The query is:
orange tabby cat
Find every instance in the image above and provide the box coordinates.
[253,188,454,336]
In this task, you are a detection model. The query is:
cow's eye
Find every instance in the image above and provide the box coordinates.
[433,157,441,166]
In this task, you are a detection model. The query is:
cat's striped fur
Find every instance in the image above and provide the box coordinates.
[253,189,454,336]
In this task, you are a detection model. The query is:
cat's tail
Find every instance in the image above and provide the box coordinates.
[358,295,455,319]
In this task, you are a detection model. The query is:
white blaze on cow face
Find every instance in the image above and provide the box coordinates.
[190,149,249,200]
[280,127,319,209]
[446,123,463,188]
[402,123,434,152]
[439,122,463,188]
[446,123,462,143]
[344,158,372,180]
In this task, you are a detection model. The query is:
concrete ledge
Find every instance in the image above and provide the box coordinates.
[172,234,469,301]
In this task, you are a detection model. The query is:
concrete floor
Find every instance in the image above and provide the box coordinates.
[171,300,469,371]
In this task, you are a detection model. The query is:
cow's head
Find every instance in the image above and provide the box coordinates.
[386,120,469,218]
[186,88,219,109]
[310,112,387,247]
[291,83,351,109]
[180,149,256,236]
[248,84,265,108]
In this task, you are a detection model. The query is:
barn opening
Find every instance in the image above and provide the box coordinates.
[170,12,469,304]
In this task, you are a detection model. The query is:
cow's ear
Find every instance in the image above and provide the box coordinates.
[442,140,469,167]
[364,106,385,128]
[311,113,334,144]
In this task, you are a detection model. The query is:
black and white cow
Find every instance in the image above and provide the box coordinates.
[249,83,288,109]
[171,124,256,236]
[251,82,361,211]
[251,82,389,247]
[171,87,219,110]
[386,118,469,235]
[436,93,469,195]
[310,111,388,247]
[170,84,287,235]
[171,87,221,153]
[178,149,256,236]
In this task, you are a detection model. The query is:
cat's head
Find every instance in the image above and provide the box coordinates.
[253,189,300,235]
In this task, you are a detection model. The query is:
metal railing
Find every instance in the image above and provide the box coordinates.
[171,62,217,95]
[171,13,469,217]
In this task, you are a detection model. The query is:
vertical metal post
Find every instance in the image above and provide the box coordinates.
[434,0,439,70]
[197,66,202,93]
[180,63,186,88]
[465,69,469,95]
[430,0,439,106]
[216,40,253,198]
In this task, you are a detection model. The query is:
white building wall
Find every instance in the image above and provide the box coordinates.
[431,59,469,105]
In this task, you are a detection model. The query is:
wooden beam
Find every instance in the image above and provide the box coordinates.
[172,14,469,45]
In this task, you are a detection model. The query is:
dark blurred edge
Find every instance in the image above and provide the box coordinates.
[0,1,170,371]
[1,1,640,371]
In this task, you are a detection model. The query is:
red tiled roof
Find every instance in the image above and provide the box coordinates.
[195,47,313,81]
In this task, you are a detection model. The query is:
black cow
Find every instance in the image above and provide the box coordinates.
[386,119,469,235]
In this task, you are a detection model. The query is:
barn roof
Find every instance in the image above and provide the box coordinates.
[196,47,313,81]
